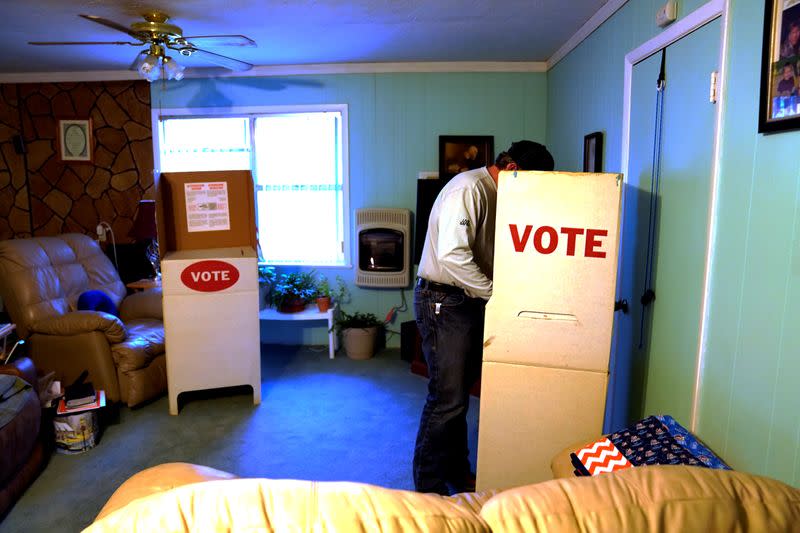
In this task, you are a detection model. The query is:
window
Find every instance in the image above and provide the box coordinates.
[156,106,348,266]
[159,117,250,172]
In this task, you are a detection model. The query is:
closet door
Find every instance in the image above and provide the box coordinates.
[610,18,721,429]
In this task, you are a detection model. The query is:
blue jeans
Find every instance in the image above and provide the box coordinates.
[413,283,485,494]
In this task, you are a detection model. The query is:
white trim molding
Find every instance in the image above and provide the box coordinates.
[0,61,546,84]
[547,0,629,69]
[0,70,140,84]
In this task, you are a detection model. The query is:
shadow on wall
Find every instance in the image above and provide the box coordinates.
[153,76,326,109]
[606,180,655,433]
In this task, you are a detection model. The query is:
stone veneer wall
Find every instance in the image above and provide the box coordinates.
[0,85,29,239]
[0,80,153,241]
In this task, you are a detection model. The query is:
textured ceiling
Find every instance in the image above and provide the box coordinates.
[3,0,609,74]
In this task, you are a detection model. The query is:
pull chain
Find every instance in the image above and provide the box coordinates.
[639,49,667,349]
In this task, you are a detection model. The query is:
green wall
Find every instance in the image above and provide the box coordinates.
[548,0,800,486]
[153,72,547,346]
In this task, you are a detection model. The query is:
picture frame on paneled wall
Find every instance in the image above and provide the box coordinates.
[758,0,800,133]
[583,131,603,172]
[438,135,494,181]
[57,118,93,163]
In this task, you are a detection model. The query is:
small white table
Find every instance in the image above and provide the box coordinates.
[259,304,338,359]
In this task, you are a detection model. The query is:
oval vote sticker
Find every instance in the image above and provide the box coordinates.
[180,260,240,292]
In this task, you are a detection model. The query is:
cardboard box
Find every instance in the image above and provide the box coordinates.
[156,170,257,255]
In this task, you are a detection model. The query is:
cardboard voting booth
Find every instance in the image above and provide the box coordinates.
[476,171,622,491]
[157,170,261,415]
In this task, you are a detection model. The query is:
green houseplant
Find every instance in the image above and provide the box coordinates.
[257,264,277,310]
[315,275,350,313]
[270,271,318,313]
[315,276,332,312]
[334,310,384,359]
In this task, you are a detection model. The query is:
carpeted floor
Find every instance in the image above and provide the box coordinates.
[1,344,480,532]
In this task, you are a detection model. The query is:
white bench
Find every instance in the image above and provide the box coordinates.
[258,304,338,359]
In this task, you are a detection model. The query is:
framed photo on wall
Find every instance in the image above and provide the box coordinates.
[758,0,800,133]
[57,118,93,163]
[438,135,494,181]
[583,131,603,172]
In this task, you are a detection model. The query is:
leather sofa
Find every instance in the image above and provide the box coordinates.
[0,234,166,407]
[85,462,800,532]
[0,357,48,519]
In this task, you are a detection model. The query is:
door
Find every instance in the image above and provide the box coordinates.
[606,18,721,431]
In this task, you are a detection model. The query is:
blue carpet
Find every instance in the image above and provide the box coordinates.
[1,345,480,532]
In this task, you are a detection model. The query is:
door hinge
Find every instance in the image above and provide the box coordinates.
[710,71,718,104]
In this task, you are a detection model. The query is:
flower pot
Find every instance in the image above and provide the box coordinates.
[278,298,307,313]
[316,296,331,312]
[341,326,378,360]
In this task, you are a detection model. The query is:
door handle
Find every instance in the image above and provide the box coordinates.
[614,299,629,314]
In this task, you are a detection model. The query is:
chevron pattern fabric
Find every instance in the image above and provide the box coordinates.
[574,438,632,476]
[570,415,730,477]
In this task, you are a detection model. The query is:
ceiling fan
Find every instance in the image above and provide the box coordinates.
[29,12,256,81]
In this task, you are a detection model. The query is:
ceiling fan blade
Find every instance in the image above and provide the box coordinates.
[79,14,146,41]
[29,41,140,46]
[170,45,253,71]
[182,35,257,47]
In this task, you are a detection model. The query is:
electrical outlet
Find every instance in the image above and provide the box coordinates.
[96,223,106,242]
[656,0,677,28]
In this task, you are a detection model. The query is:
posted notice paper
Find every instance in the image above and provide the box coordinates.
[184,182,231,232]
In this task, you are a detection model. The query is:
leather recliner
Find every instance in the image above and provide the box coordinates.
[0,234,166,407]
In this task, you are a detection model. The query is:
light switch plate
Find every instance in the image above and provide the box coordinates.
[657,0,677,28]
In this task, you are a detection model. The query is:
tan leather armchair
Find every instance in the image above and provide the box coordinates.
[0,234,166,407]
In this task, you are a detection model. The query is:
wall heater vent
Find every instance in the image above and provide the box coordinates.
[355,208,411,288]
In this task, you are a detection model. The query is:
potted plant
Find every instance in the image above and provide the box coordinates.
[331,276,350,306]
[315,276,332,312]
[334,310,384,359]
[270,271,318,313]
[315,275,350,313]
[257,264,276,310]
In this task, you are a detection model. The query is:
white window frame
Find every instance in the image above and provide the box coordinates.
[151,104,351,268]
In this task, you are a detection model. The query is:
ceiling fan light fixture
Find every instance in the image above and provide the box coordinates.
[163,56,185,81]
[137,53,160,80]
[32,12,255,76]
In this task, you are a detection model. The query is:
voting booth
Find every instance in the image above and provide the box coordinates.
[157,170,261,415]
[476,171,622,490]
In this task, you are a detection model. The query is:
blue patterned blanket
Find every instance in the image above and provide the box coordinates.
[571,415,730,476]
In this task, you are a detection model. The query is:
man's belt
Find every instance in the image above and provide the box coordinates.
[416,277,464,295]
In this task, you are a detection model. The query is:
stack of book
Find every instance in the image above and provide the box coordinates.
[65,382,96,408]
[57,390,105,415]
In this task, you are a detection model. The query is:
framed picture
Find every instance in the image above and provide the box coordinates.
[438,135,494,181]
[758,0,800,133]
[57,118,93,162]
[583,131,603,172]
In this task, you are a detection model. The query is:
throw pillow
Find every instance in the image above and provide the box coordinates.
[77,290,118,317]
